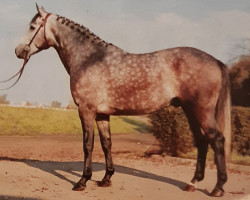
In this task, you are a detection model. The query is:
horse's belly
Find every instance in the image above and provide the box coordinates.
[108,91,173,115]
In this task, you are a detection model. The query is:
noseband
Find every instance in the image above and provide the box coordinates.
[0,13,51,90]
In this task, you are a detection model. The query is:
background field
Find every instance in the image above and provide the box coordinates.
[0,106,150,136]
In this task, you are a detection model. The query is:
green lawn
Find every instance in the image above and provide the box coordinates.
[0,106,150,135]
[181,149,250,166]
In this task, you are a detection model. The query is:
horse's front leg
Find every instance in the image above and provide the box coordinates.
[96,113,114,187]
[73,106,96,191]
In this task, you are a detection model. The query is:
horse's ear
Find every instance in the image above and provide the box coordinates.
[36,3,47,18]
[36,3,39,12]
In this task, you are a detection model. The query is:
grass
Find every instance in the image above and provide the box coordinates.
[231,151,250,166]
[181,148,250,166]
[0,106,151,135]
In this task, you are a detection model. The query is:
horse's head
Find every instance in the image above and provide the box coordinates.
[15,5,52,60]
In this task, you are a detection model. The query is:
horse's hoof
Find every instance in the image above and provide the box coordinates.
[184,184,196,192]
[97,179,112,187]
[72,182,86,191]
[210,188,224,197]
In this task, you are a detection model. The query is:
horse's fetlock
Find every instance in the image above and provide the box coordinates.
[82,172,92,181]
[106,168,115,176]
[220,173,228,184]
[195,174,205,182]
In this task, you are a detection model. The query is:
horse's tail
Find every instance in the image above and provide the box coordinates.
[216,60,231,162]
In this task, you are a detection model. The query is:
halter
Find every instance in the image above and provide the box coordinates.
[27,13,51,49]
[0,13,51,90]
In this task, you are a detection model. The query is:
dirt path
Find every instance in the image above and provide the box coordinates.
[0,134,249,200]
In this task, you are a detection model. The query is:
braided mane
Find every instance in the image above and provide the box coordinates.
[56,15,111,48]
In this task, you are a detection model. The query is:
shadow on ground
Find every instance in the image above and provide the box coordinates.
[0,157,186,191]
[0,195,41,200]
[120,117,151,133]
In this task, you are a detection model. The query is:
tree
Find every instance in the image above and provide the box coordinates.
[50,101,61,108]
[0,94,9,105]
[67,99,78,109]
[229,55,250,107]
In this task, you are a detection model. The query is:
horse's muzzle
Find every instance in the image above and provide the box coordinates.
[15,44,30,59]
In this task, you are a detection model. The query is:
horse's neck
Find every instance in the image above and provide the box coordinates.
[50,15,122,75]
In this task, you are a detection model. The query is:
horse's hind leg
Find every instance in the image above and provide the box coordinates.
[182,106,208,192]
[204,126,227,197]
[198,112,227,197]
[96,113,114,187]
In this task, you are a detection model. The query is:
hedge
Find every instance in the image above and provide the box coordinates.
[149,107,192,157]
[149,106,250,157]
[232,107,250,156]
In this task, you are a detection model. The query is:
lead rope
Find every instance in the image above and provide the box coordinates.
[0,13,51,90]
[0,59,29,90]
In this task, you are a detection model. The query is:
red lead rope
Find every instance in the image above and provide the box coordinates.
[0,59,28,90]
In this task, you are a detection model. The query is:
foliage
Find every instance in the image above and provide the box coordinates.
[150,106,250,157]
[67,99,78,109]
[0,106,150,135]
[229,55,250,107]
[0,94,9,105]
[50,100,62,108]
[231,106,250,156]
[149,107,193,157]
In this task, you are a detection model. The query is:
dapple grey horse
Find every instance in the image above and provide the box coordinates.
[15,5,231,197]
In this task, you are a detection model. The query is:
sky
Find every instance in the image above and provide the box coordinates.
[0,0,250,106]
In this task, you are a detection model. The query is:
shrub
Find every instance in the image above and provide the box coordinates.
[150,106,250,157]
[231,107,250,156]
[229,56,250,107]
[149,107,193,157]
[0,94,9,105]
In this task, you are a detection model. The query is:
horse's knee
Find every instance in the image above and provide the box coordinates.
[84,145,93,156]
[101,137,112,150]
[83,136,95,152]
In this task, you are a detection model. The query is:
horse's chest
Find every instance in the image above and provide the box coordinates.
[70,71,108,106]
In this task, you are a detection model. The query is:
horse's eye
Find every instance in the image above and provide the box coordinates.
[30,25,35,30]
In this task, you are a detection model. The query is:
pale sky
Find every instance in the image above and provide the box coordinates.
[0,0,250,106]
